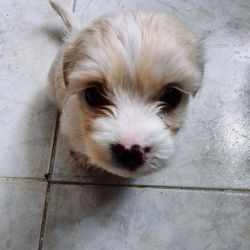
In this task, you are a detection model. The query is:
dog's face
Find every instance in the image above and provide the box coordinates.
[60,12,203,177]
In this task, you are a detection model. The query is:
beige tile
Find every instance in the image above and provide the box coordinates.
[43,184,250,250]
[0,0,73,177]
[0,179,46,250]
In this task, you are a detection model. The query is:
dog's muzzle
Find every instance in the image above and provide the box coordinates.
[110,143,151,171]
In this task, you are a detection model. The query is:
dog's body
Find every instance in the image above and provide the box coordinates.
[48,0,203,177]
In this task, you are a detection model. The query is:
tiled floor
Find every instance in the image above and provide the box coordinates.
[0,0,250,249]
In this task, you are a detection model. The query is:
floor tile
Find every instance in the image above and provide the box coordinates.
[43,184,250,250]
[75,0,250,37]
[52,0,250,188]
[0,0,73,177]
[0,179,46,250]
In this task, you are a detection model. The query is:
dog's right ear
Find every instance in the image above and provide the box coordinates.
[49,0,80,32]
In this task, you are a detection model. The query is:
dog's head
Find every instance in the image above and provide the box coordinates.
[58,12,203,177]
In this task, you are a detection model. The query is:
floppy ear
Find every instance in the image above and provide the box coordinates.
[49,42,82,109]
[192,41,205,97]
[47,52,69,110]
[48,39,81,109]
[49,0,80,32]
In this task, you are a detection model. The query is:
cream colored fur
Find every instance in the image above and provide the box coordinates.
[48,0,203,177]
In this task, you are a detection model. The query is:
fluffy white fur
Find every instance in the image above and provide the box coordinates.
[48,0,203,177]
[90,90,174,177]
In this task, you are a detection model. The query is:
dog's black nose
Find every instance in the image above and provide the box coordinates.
[110,144,145,170]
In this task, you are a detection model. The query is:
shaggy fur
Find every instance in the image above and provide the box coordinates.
[48,0,203,177]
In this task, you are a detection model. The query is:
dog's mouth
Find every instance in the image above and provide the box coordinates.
[99,151,166,178]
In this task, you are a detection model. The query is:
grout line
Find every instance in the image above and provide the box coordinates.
[38,112,60,250]
[37,182,51,250]
[44,112,60,180]
[1,175,249,194]
[38,6,77,248]
[49,179,250,194]
[0,176,46,182]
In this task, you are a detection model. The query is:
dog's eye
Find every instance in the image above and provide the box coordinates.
[158,87,182,110]
[84,87,110,108]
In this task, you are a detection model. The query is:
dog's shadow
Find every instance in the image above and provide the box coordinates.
[22,24,65,179]
[40,25,65,46]
[25,79,133,246]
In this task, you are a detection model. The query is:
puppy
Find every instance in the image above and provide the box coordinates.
[48,0,203,178]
